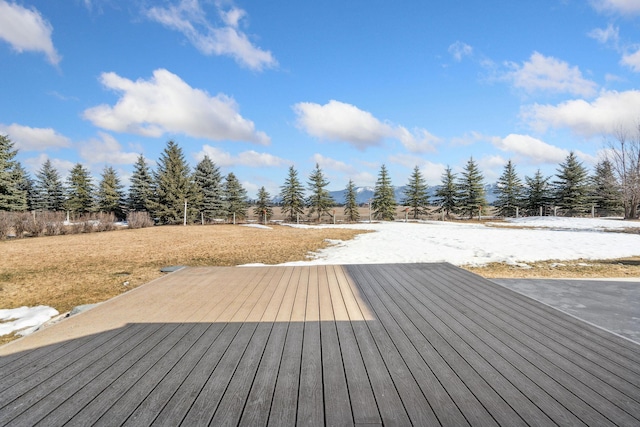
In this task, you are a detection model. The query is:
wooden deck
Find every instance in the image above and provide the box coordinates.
[1,263,639,426]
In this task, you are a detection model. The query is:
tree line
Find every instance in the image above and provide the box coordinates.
[0,134,635,225]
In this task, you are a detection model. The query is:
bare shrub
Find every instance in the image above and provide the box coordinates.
[0,212,12,240]
[12,212,33,238]
[127,211,154,229]
[42,211,65,236]
[95,212,116,232]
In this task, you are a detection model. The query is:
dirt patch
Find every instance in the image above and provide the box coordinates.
[465,257,640,279]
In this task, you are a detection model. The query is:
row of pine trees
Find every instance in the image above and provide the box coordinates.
[0,135,624,224]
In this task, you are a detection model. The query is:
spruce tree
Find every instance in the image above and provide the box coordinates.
[457,157,487,219]
[34,159,65,211]
[0,135,27,211]
[194,155,226,222]
[224,172,248,221]
[343,179,360,222]
[150,140,199,224]
[371,164,396,221]
[254,186,273,222]
[553,151,590,216]
[433,166,458,219]
[65,163,94,215]
[128,154,155,212]
[494,160,524,217]
[591,159,623,216]
[97,166,126,219]
[307,163,335,222]
[16,164,36,211]
[524,169,552,216]
[279,165,305,222]
[402,165,429,219]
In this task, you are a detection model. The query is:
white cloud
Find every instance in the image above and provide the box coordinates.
[23,153,74,177]
[448,41,473,61]
[504,52,598,97]
[588,24,619,46]
[388,154,446,186]
[294,100,392,150]
[621,48,640,72]
[521,89,640,137]
[0,1,60,65]
[0,123,71,151]
[312,154,358,174]
[396,127,440,153]
[450,131,501,147]
[83,69,270,144]
[145,0,276,71]
[494,134,569,164]
[590,0,640,14]
[478,154,508,182]
[293,100,439,152]
[198,145,288,168]
[78,132,139,165]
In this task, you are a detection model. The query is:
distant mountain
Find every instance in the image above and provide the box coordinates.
[272,183,499,206]
[329,183,499,206]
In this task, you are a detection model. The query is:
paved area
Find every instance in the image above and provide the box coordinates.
[492,278,640,343]
[1,264,639,426]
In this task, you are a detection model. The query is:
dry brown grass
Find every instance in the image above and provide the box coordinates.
[0,224,367,315]
[465,257,640,279]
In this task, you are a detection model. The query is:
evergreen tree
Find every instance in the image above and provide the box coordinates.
[128,154,155,212]
[254,186,273,222]
[97,166,126,219]
[457,157,487,219]
[402,165,429,219]
[433,166,459,219]
[0,135,27,211]
[343,179,360,222]
[194,155,226,221]
[553,151,590,216]
[34,159,65,211]
[224,172,248,221]
[150,140,199,224]
[524,169,552,216]
[494,160,524,217]
[307,163,335,222]
[279,165,305,222]
[371,164,396,220]
[591,159,623,216]
[65,163,94,215]
[16,164,36,211]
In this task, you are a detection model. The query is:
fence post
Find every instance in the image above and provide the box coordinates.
[233,212,236,225]
[183,200,187,226]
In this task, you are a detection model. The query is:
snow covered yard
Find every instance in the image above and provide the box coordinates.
[277,217,640,266]
[3,216,639,339]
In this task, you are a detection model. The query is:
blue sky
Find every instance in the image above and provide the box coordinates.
[1,0,639,198]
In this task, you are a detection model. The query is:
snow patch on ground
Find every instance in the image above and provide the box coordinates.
[240,223,272,230]
[277,217,640,267]
[0,306,59,337]
[490,216,640,230]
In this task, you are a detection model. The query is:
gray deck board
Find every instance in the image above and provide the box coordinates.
[1,263,639,426]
